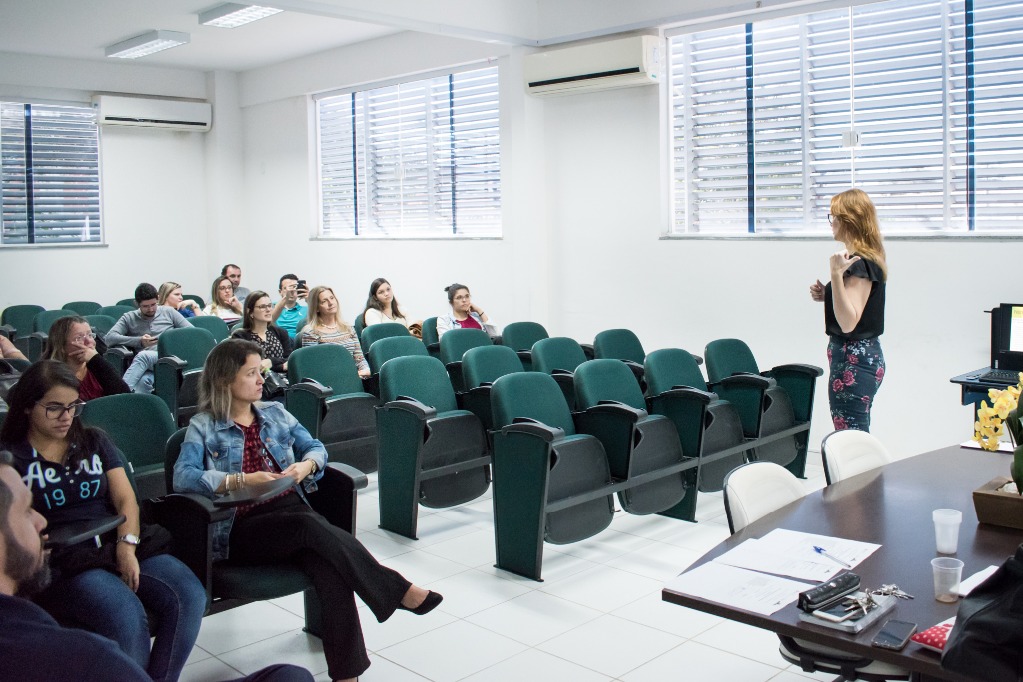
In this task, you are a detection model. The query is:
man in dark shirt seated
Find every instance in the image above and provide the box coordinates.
[0,452,312,682]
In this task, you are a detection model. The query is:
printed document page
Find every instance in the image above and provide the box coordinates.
[665,563,812,616]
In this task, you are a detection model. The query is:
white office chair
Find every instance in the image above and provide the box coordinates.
[722,461,909,681]
[821,430,893,486]
[722,462,806,534]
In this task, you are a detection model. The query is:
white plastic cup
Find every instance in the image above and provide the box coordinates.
[933,509,962,554]
[931,557,964,602]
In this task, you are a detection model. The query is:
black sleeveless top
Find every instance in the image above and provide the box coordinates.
[824,257,885,340]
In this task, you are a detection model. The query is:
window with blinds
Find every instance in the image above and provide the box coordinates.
[317,65,501,238]
[1,102,102,246]
[669,0,1023,235]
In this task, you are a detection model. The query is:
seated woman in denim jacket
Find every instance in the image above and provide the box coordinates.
[0,361,205,682]
[173,339,442,682]
[436,282,498,338]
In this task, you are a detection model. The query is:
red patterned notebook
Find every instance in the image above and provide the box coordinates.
[911,617,956,653]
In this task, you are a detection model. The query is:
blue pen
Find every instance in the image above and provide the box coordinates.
[813,545,852,568]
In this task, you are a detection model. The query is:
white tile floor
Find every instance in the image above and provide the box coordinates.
[180,458,837,682]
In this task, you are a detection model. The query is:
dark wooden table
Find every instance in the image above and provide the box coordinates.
[662,445,1023,681]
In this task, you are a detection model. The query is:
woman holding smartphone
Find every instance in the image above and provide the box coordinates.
[437,282,497,339]
[174,339,441,682]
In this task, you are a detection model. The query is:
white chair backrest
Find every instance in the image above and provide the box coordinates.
[821,430,892,485]
[723,462,806,534]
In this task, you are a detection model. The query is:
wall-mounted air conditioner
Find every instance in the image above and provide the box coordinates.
[525,35,663,97]
[92,95,212,132]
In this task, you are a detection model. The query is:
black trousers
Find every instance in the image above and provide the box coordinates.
[229,494,411,679]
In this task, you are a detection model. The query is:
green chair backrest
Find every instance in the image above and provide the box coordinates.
[353,312,366,340]
[81,393,176,469]
[439,328,492,366]
[593,328,646,364]
[34,309,76,334]
[188,316,230,343]
[500,321,549,352]
[367,336,428,374]
[157,327,217,368]
[287,344,365,396]
[97,305,134,321]
[183,294,205,308]
[379,355,458,413]
[62,301,102,316]
[462,345,523,389]
[644,348,708,395]
[704,338,759,384]
[84,314,117,337]
[574,359,647,411]
[116,298,136,307]
[2,304,45,337]
[532,337,587,375]
[421,317,439,348]
[490,372,576,435]
[360,322,410,354]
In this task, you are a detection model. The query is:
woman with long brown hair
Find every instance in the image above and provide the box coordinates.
[809,188,887,432]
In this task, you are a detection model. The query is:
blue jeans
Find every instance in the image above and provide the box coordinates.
[41,554,206,682]
[123,349,158,394]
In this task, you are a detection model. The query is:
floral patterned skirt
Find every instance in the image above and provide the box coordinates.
[827,336,885,432]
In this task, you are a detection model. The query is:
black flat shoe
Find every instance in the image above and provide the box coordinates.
[399,591,443,615]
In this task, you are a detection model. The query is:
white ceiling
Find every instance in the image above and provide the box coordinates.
[0,0,401,72]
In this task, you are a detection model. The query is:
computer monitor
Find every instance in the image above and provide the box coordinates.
[990,304,1023,371]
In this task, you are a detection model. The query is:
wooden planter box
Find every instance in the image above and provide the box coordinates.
[973,477,1023,530]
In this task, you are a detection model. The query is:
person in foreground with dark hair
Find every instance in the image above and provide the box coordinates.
[175,339,442,682]
[0,453,316,682]
[437,282,497,338]
[0,361,205,682]
[43,315,130,401]
[104,282,192,394]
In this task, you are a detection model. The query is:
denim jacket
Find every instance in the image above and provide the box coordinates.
[173,401,327,561]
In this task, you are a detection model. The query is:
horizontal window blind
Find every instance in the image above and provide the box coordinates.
[669,0,1023,235]
[1,102,102,245]
[318,66,501,238]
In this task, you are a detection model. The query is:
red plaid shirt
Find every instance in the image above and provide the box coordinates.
[234,419,293,516]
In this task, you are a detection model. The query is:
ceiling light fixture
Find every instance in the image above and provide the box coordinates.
[198,3,283,28]
[105,30,190,59]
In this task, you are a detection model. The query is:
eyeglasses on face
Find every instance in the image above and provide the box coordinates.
[828,213,834,225]
[71,332,97,344]
[217,284,234,291]
[453,294,471,301]
[254,304,273,311]
[37,400,86,419]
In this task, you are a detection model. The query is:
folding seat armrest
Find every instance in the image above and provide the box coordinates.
[584,399,647,422]
[156,355,187,370]
[326,461,369,492]
[288,378,333,398]
[515,350,532,363]
[692,354,704,366]
[309,463,368,533]
[0,324,15,340]
[551,369,573,376]
[44,515,126,549]
[620,360,645,381]
[383,396,438,420]
[711,373,773,390]
[659,386,717,404]
[104,346,132,360]
[426,342,440,354]
[502,417,565,442]
[213,478,298,507]
[580,343,595,360]
[765,363,824,378]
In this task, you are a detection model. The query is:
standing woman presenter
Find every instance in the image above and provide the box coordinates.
[809,188,887,432]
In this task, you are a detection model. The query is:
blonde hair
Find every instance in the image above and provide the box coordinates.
[158,281,182,306]
[301,285,353,335]
[42,315,90,364]
[830,189,888,281]
[198,339,263,422]
[208,275,234,315]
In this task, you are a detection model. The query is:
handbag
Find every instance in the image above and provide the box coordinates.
[942,542,1023,681]
[51,522,174,581]
[0,359,21,402]
[262,370,290,398]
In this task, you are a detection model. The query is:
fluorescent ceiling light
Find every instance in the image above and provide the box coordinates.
[199,4,283,28]
[105,30,190,59]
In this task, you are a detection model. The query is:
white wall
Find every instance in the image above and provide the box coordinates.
[0,53,214,310]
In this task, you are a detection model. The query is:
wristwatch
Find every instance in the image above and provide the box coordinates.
[118,534,141,546]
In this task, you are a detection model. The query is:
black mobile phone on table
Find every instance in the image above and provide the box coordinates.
[871,619,917,650]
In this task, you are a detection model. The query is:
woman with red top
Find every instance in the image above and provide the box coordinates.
[42,316,130,401]
[436,282,498,338]
[174,339,442,682]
